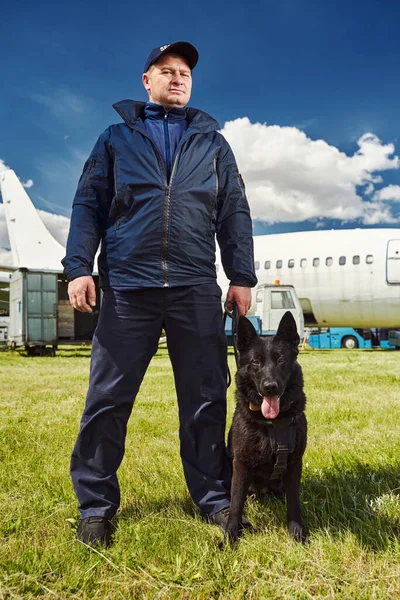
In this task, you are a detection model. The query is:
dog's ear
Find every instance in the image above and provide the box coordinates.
[237,316,259,351]
[276,311,300,347]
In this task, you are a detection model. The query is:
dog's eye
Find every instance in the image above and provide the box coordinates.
[252,359,261,367]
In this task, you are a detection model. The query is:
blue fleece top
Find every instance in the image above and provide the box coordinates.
[144,102,188,180]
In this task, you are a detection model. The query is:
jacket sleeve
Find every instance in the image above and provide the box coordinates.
[62,129,114,282]
[216,137,258,287]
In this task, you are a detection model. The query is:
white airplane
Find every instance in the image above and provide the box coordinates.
[1,168,400,328]
[216,229,400,328]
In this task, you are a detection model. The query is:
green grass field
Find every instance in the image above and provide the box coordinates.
[0,345,399,599]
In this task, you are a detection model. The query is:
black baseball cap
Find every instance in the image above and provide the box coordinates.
[143,41,199,72]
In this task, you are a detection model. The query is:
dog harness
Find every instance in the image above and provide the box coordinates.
[249,404,299,480]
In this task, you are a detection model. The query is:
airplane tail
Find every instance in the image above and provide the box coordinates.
[0,169,66,270]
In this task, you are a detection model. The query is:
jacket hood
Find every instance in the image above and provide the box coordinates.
[112,99,220,134]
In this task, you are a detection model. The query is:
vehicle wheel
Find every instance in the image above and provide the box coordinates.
[342,336,358,349]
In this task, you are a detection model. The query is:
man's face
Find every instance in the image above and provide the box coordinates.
[142,54,192,109]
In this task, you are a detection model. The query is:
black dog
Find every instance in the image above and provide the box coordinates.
[225,311,307,543]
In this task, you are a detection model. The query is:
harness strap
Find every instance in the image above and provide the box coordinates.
[270,444,290,480]
[264,416,298,480]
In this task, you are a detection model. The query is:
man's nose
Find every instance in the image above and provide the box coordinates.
[171,73,184,85]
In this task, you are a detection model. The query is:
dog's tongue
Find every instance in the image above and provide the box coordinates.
[261,396,280,419]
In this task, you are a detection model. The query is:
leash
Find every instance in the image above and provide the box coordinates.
[223,300,240,387]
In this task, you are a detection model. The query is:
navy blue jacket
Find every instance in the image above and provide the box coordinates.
[62,100,257,290]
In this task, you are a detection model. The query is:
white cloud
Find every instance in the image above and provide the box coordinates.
[0,159,10,173]
[1,158,34,190]
[374,185,400,202]
[22,179,34,189]
[27,87,87,119]
[37,210,70,246]
[221,118,400,224]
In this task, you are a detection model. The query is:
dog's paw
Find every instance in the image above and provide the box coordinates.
[222,522,242,545]
[288,520,308,544]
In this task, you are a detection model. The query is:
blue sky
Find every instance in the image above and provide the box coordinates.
[1,0,400,241]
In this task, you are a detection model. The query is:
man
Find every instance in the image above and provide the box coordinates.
[62,41,257,546]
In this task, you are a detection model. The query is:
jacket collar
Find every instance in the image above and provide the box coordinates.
[144,102,187,121]
[112,99,220,134]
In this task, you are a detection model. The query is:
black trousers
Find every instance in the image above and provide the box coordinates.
[70,283,231,519]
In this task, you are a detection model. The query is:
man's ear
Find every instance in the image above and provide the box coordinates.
[237,316,259,352]
[142,73,150,92]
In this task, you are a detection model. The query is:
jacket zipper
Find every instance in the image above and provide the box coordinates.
[209,155,219,233]
[84,159,96,187]
[113,107,193,287]
[161,144,186,286]
[113,159,122,230]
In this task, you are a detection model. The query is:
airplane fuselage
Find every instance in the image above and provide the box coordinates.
[217,229,400,328]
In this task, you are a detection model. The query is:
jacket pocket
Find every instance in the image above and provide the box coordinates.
[237,172,246,197]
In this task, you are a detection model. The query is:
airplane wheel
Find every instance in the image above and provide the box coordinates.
[342,336,358,349]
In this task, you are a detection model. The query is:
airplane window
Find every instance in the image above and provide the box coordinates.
[300,258,307,268]
[366,255,374,264]
[264,260,271,270]
[326,257,333,266]
[313,258,319,267]
[255,261,260,270]
[339,256,346,266]
[353,255,360,265]
[288,259,295,268]
[276,260,283,269]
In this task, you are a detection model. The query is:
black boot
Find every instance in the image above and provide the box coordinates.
[206,507,253,533]
[76,516,111,547]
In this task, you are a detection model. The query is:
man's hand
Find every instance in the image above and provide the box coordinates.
[68,276,96,313]
[226,286,252,317]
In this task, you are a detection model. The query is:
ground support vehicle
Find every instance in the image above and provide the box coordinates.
[307,327,397,349]
[224,284,304,344]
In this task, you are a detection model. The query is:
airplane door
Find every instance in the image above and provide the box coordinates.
[387,240,400,284]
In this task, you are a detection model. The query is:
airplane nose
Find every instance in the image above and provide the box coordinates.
[262,381,279,395]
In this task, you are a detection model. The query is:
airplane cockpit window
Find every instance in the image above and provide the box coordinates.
[326,257,333,266]
[264,260,271,270]
[276,260,283,269]
[300,258,307,268]
[255,261,260,270]
[366,255,374,264]
[353,255,360,265]
[313,258,320,267]
[288,259,295,268]
[271,291,295,309]
[339,256,346,265]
